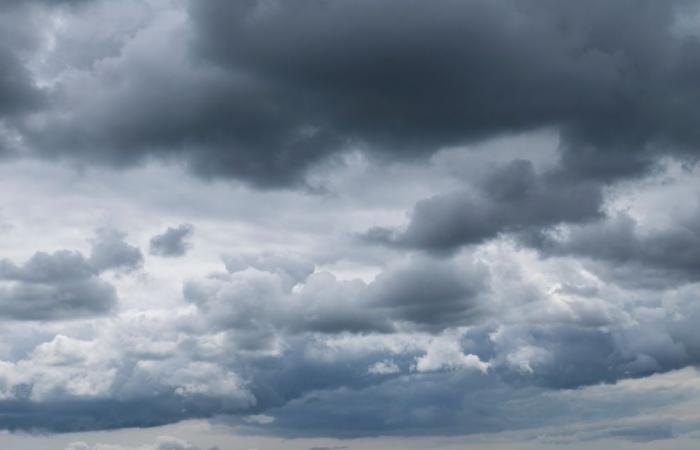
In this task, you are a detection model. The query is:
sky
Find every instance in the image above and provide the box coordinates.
[2,0,700,449]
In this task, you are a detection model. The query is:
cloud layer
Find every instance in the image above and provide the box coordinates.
[0,0,698,186]
[1,0,700,447]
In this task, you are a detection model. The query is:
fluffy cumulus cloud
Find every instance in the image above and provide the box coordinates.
[2,1,700,449]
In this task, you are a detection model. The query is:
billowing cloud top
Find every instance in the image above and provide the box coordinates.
[2,0,700,448]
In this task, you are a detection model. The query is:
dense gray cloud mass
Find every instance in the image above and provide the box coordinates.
[186,254,487,336]
[363,159,604,253]
[150,224,194,257]
[3,1,700,447]
[0,245,698,436]
[89,229,143,272]
[0,46,42,119]
[0,0,91,113]
[365,258,487,330]
[0,230,140,320]
[2,0,697,186]
[0,272,115,321]
[184,0,700,183]
[535,212,700,289]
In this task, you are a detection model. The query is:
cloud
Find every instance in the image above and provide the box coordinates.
[150,224,195,257]
[363,158,700,292]
[243,414,275,425]
[223,251,314,284]
[5,0,699,187]
[0,274,115,321]
[0,0,94,157]
[239,362,690,439]
[535,211,700,289]
[365,257,488,330]
[0,45,43,119]
[185,253,488,336]
[0,311,256,431]
[363,159,603,253]
[89,228,143,272]
[367,359,400,375]
[308,447,347,450]
[65,435,217,450]
[412,335,489,373]
[0,246,700,435]
[0,229,140,320]
[3,1,700,443]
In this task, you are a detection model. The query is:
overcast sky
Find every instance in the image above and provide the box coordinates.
[2,0,700,449]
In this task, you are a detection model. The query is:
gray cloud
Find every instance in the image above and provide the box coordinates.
[185,253,488,336]
[0,0,92,130]
[0,45,43,119]
[3,1,700,444]
[0,247,699,436]
[223,252,315,284]
[89,228,143,272]
[0,275,115,321]
[150,224,194,257]
[366,258,487,331]
[0,250,113,320]
[5,0,698,187]
[363,159,604,253]
[535,211,700,289]
[233,361,692,439]
[363,158,700,291]
[0,229,140,320]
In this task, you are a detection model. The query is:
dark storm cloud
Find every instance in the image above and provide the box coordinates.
[11,0,700,186]
[363,159,604,253]
[362,158,700,290]
[188,0,699,175]
[0,229,140,320]
[535,212,700,289]
[150,224,194,257]
[5,0,700,441]
[366,257,487,330]
[0,394,243,433]
[223,252,315,283]
[234,360,687,439]
[0,46,43,118]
